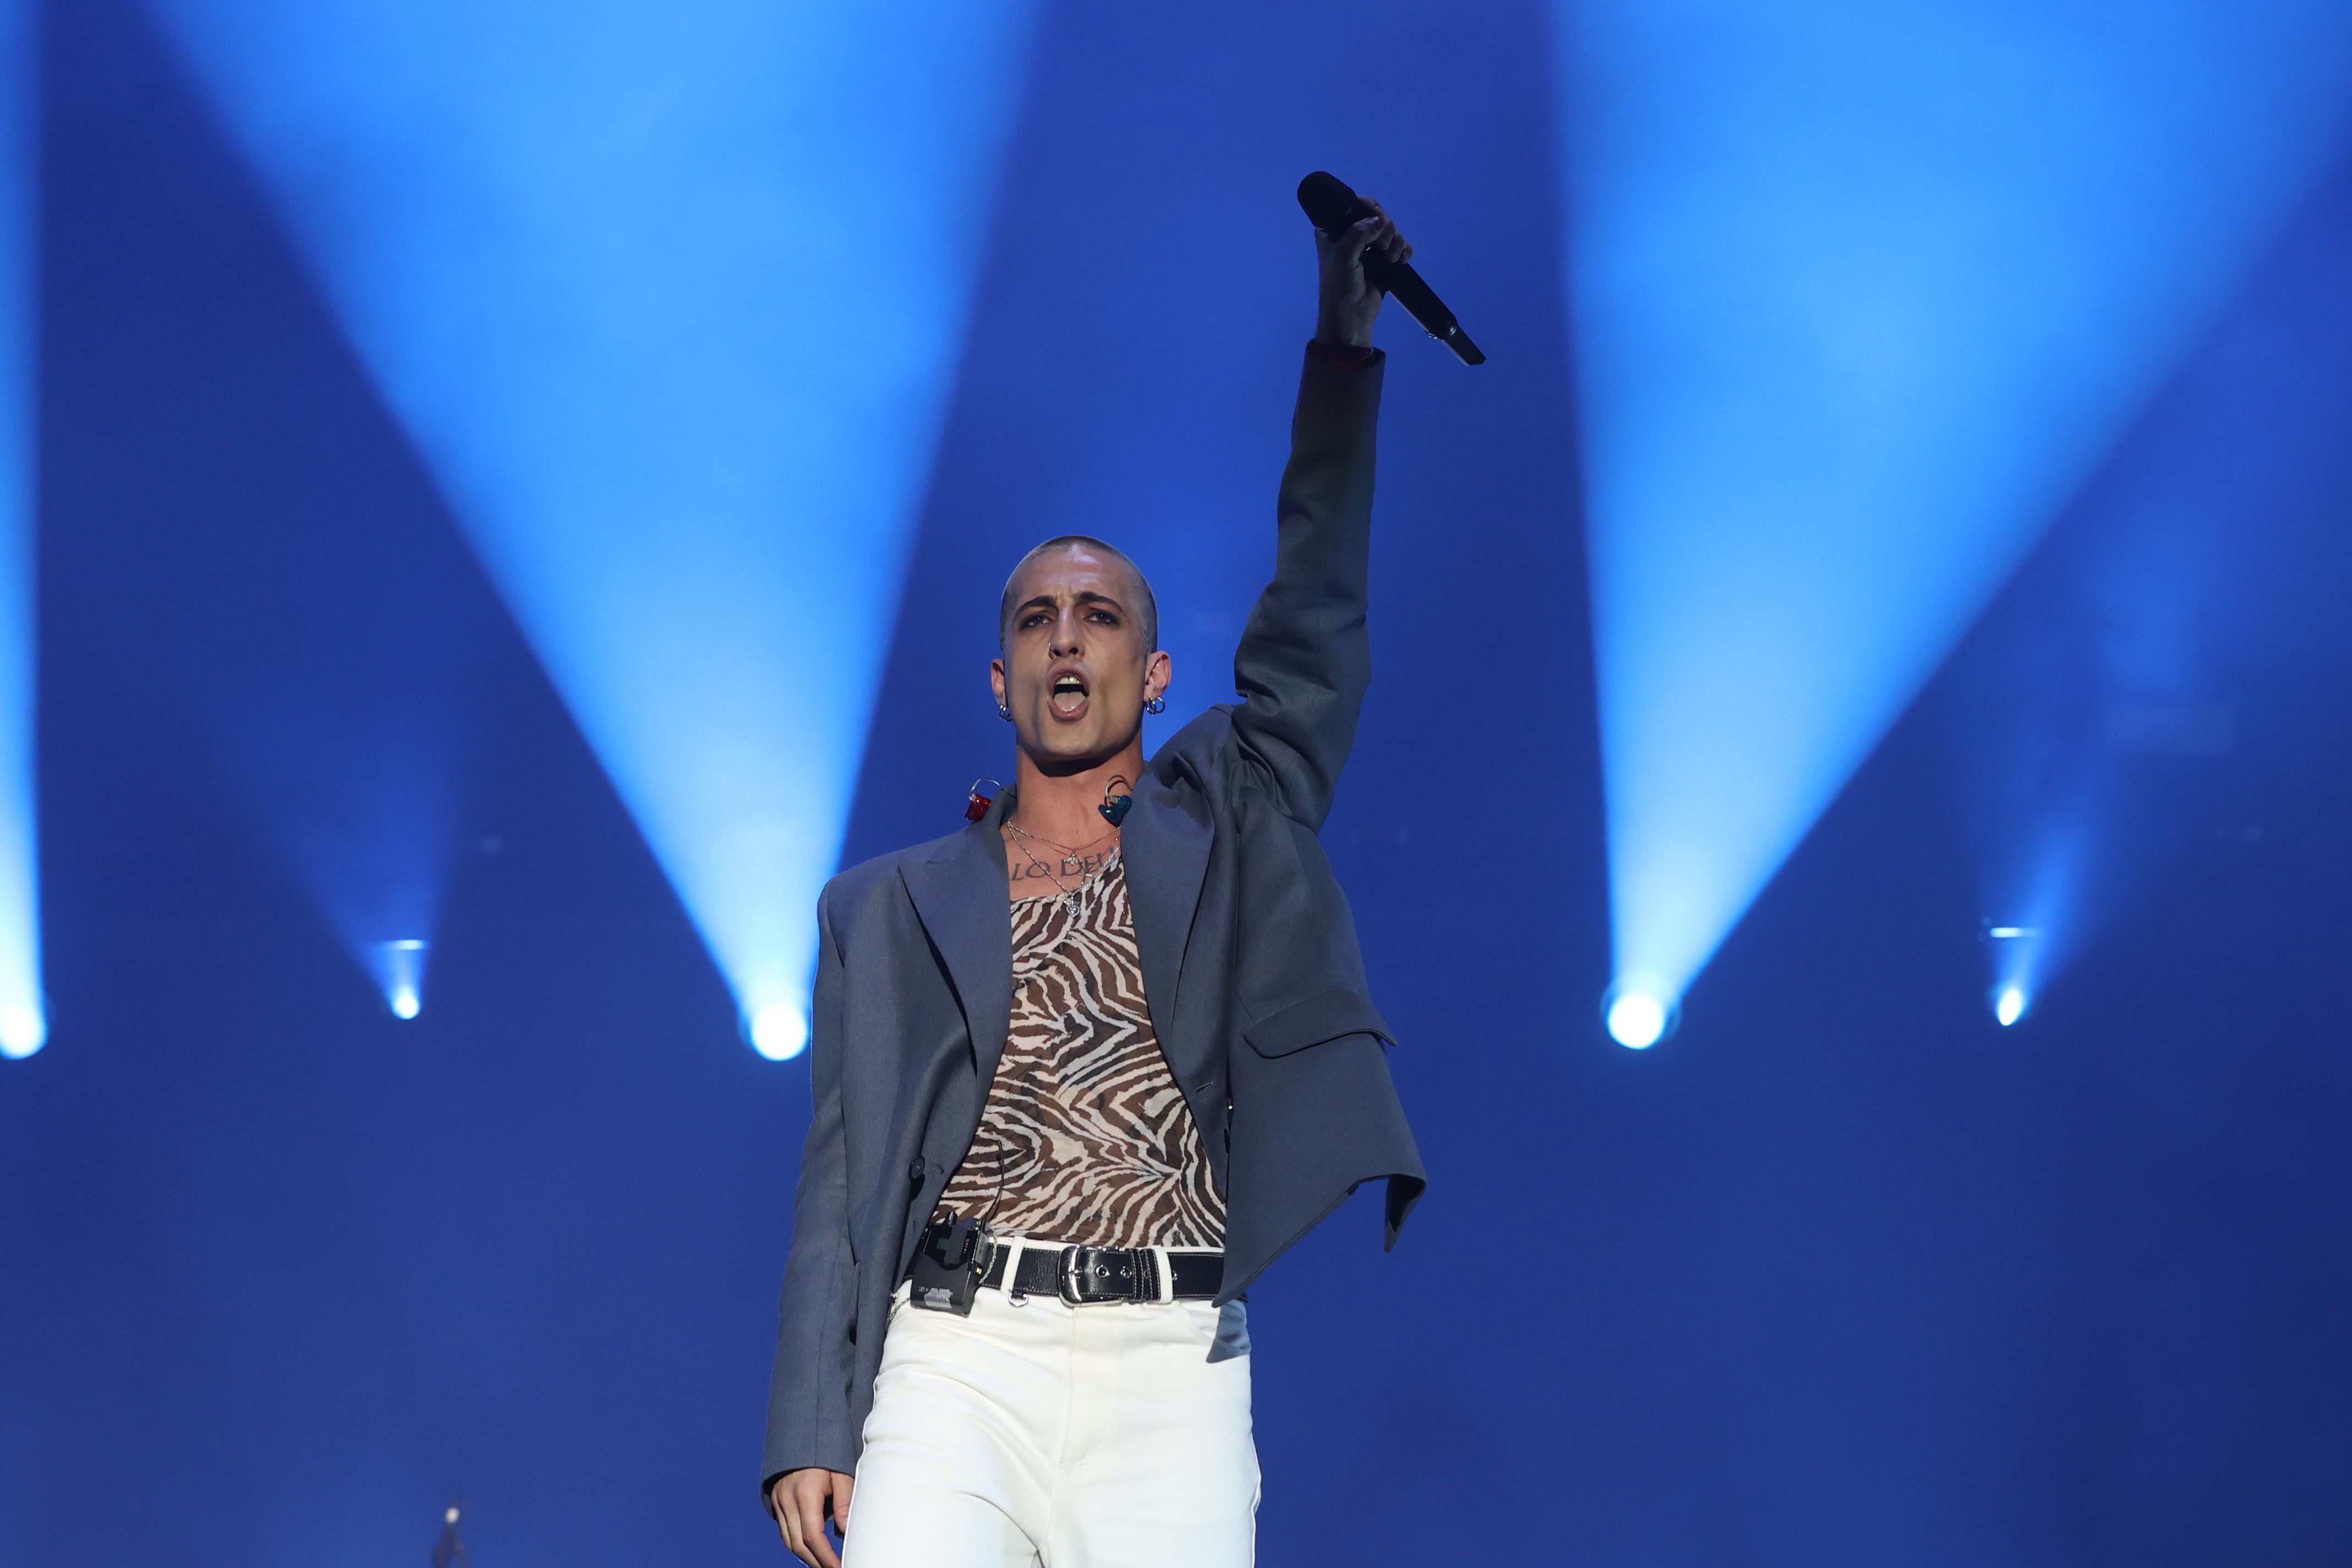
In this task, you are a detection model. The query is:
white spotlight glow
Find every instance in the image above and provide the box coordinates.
[1603,981,1673,1050]
[0,0,40,1064]
[0,1000,42,1059]
[372,938,429,1021]
[748,1003,808,1062]
[1983,912,2050,1028]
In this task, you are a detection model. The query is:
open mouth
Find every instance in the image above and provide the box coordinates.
[1049,672,1089,718]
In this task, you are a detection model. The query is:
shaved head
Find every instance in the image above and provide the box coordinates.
[999,536,1158,653]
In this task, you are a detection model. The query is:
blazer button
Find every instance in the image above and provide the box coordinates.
[907,1156,927,1185]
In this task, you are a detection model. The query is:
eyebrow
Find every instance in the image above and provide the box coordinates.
[1012,590,1126,619]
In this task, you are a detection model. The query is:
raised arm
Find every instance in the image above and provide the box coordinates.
[763,890,858,1567]
[1229,199,1408,829]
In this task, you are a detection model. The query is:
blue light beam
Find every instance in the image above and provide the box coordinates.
[1985,914,2056,1029]
[0,0,40,1060]
[233,731,454,1026]
[1553,0,2352,1026]
[151,1,1042,1058]
[1949,179,2352,1032]
[369,939,429,1021]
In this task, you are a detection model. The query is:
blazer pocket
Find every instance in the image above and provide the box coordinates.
[1243,988,1396,1058]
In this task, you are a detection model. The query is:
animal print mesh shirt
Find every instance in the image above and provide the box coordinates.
[935,850,1226,1249]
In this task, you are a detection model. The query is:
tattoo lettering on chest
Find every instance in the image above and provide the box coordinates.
[1009,850,1112,886]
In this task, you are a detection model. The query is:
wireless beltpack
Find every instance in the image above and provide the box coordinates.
[908,1212,991,1316]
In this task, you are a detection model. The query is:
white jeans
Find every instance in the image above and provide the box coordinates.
[845,1244,1259,1568]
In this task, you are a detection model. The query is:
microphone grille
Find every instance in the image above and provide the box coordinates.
[1296,171,1362,234]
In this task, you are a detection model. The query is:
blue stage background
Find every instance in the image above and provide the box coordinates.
[6,2,2352,1564]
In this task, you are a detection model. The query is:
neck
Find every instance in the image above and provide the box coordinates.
[1006,737,1145,845]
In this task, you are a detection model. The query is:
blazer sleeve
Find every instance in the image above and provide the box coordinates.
[760,886,860,1497]
[1228,344,1385,831]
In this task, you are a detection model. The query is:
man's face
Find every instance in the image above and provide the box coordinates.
[991,545,1171,770]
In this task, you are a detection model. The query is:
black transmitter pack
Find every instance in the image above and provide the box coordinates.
[908,1213,992,1315]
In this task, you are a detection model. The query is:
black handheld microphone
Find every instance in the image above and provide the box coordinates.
[1297,171,1485,366]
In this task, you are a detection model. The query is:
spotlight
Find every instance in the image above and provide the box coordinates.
[1554,0,2352,1035]
[1602,978,1675,1050]
[0,1000,43,1059]
[748,1002,808,1062]
[1982,918,2044,1028]
[0,0,37,1063]
[149,0,1043,1065]
[372,938,429,1021]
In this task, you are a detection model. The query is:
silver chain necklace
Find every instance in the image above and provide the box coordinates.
[1004,819,1118,908]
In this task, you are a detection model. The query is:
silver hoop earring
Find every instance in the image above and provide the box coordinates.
[997,701,1012,721]
[1144,695,1167,715]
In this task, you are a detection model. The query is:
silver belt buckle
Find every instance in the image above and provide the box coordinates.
[1058,1245,1146,1304]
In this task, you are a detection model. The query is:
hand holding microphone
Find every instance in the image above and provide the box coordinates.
[1310,193,1411,350]
[1298,171,1485,365]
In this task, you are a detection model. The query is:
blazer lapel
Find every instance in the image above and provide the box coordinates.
[899,797,1015,1082]
[1118,776,1215,1084]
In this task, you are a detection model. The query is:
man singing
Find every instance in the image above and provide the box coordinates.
[764,194,1427,1568]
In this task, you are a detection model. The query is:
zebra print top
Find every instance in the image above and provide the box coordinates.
[935,850,1226,1249]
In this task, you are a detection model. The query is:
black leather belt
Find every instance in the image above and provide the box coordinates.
[977,1241,1223,1304]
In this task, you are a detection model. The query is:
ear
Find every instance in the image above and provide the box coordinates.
[1143,649,1173,704]
[990,658,1009,707]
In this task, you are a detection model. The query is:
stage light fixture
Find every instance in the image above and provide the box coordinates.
[370,938,429,1021]
[1553,0,2352,1028]
[748,1002,808,1063]
[0,0,35,1061]
[152,0,1043,1057]
[0,1001,41,1059]
[1602,977,1674,1050]
[1981,912,2053,1030]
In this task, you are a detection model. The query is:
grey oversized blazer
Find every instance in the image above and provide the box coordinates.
[763,345,1427,1487]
